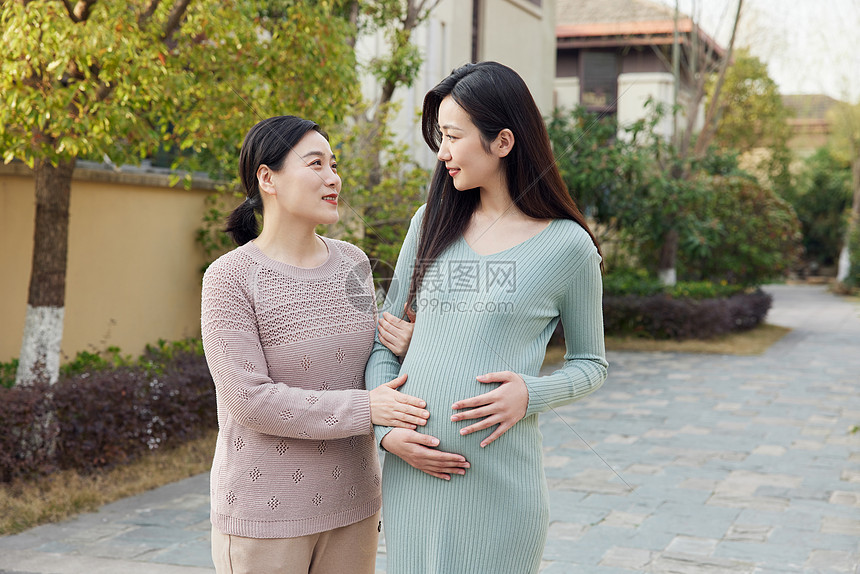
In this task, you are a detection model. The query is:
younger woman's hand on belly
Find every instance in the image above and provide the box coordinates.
[380,428,470,481]
[450,371,529,447]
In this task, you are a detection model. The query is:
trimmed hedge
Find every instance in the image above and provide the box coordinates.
[0,383,55,482]
[603,269,747,299]
[0,344,215,482]
[603,290,773,340]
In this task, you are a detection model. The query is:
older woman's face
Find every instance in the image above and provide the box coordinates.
[259,130,341,226]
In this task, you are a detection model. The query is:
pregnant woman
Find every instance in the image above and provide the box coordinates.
[366,62,609,573]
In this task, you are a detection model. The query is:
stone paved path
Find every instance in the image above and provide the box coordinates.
[534,285,860,574]
[1,284,858,574]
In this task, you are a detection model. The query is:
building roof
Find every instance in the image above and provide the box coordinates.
[558,0,675,27]
[782,94,842,121]
[556,0,723,58]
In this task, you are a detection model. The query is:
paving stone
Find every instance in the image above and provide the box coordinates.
[750,445,787,456]
[599,546,654,569]
[840,469,860,483]
[547,520,590,541]
[665,535,719,556]
[800,426,832,437]
[543,455,572,468]
[623,463,664,475]
[714,539,810,566]
[603,434,640,445]
[678,477,720,491]
[724,524,772,543]
[639,503,741,540]
[600,511,648,528]
[648,552,756,574]
[805,549,860,573]
[707,493,791,512]
[828,490,860,507]
[790,439,825,450]
[821,516,860,536]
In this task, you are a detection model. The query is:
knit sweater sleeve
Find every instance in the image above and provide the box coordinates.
[521,244,608,417]
[364,205,424,446]
[201,256,372,440]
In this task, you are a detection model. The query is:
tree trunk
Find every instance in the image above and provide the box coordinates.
[15,158,76,386]
[658,228,679,286]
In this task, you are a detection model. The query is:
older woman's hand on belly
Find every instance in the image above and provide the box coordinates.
[369,374,430,429]
[381,428,471,480]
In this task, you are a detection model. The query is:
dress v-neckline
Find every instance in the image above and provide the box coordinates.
[460,219,556,257]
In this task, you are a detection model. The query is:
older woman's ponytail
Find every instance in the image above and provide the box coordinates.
[225,195,263,245]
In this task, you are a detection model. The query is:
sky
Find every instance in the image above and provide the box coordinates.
[654,0,860,102]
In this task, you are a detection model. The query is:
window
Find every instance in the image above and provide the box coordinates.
[581,51,618,112]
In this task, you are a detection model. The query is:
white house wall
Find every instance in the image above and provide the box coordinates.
[355,0,557,170]
[617,72,675,140]
[480,0,557,114]
[554,76,581,110]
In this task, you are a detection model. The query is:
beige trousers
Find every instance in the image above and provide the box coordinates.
[211,511,380,574]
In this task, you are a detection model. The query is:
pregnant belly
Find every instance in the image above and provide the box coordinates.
[398,362,540,462]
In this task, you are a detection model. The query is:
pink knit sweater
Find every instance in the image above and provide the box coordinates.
[201,236,381,539]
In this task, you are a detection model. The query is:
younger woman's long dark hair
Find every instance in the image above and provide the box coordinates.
[225,115,325,245]
[406,61,601,312]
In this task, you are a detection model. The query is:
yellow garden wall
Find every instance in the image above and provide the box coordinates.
[0,162,220,364]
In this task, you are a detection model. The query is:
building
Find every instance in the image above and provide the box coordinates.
[357,0,558,169]
[782,94,842,158]
[554,0,723,139]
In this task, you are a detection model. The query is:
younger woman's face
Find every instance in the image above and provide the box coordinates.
[436,96,503,192]
[260,130,341,227]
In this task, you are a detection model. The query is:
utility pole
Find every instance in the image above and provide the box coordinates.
[672,0,680,145]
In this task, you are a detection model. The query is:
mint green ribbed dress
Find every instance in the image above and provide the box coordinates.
[365,205,608,574]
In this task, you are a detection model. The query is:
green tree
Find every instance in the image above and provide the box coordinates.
[329,109,426,290]
[827,101,860,286]
[636,0,746,286]
[336,0,439,288]
[549,103,801,287]
[1,0,357,385]
[708,48,793,196]
[547,107,625,237]
[710,48,792,153]
[784,148,852,268]
[197,0,439,289]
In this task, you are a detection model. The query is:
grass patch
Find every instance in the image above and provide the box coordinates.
[604,323,791,355]
[0,429,216,536]
[543,323,791,365]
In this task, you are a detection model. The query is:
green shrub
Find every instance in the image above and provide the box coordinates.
[603,290,772,340]
[52,347,214,474]
[0,339,214,481]
[0,382,54,481]
[603,268,746,299]
[0,359,18,389]
[847,220,860,288]
[668,281,745,299]
[59,346,133,378]
[603,268,664,297]
[783,148,852,267]
[679,175,802,285]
